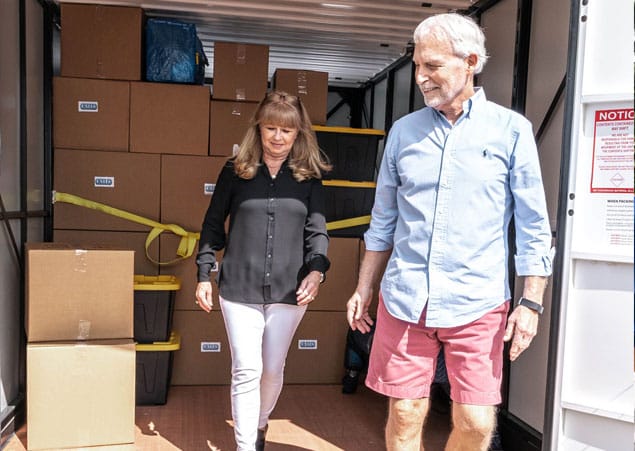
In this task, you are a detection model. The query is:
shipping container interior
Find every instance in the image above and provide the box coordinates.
[0,0,592,449]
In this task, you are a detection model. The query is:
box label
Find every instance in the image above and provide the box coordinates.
[94,176,115,188]
[201,341,221,352]
[298,339,318,350]
[78,101,99,112]
[204,183,216,195]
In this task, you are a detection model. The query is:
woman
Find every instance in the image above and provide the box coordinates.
[195,90,331,451]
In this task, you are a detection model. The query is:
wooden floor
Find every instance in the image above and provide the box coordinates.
[3,384,451,451]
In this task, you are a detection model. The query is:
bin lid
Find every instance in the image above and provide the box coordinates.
[312,125,385,136]
[134,274,181,291]
[136,331,181,351]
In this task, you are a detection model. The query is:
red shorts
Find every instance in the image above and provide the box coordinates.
[365,294,509,405]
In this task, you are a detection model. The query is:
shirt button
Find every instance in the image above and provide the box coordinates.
[266,273,270,277]
[267,254,272,258]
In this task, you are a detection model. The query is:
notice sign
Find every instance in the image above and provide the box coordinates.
[590,108,634,193]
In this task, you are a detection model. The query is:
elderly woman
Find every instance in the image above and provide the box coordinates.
[195,90,331,451]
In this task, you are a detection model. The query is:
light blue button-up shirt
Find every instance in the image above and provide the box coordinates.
[365,89,553,327]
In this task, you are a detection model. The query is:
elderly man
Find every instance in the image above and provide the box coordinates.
[347,13,553,451]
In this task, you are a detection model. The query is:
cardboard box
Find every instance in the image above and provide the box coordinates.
[285,311,349,384]
[53,77,130,151]
[60,3,142,80]
[53,148,161,231]
[160,154,227,231]
[212,42,269,101]
[27,339,135,450]
[25,243,134,342]
[273,69,328,125]
[171,310,231,385]
[310,237,359,312]
[209,100,259,156]
[130,82,210,155]
[53,229,160,276]
[159,234,223,311]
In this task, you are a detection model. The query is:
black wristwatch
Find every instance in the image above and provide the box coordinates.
[517,297,544,315]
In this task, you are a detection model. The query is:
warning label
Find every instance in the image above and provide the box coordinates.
[590,108,634,194]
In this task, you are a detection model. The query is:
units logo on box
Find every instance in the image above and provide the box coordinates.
[78,101,99,112]
[298,339,318,350]
[201,342,221,352]
[94,176,115,188]
[204,183,216,195]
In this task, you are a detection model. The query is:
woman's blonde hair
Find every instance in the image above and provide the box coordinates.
[233,90,331,181]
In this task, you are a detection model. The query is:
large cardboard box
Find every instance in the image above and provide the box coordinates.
[53,149,161,231]
[161,154,227,231]
[212,42,269,102]
[25,243,134,342]
[171,310,231,385]
[159,234,223,311]
[272,69,328,125]
[285,311,349,384]
[27,339,135,450]
[310,237,359,312]
[60,3,142,80]
[53,77,130,151]
[53,229,160,276]
[209,100,259,156]
[130,82,210,155]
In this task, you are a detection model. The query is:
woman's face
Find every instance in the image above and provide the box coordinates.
[259,123,299,160]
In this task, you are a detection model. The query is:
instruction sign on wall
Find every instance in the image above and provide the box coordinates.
[590,108,633,194]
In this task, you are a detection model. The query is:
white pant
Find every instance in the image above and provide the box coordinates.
[220,297,307,451]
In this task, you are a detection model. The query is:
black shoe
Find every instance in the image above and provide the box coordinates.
[256,425,268,451]
[341,370,360,394]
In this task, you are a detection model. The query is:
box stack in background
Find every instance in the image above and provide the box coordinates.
[25,243,136,450]
[52,1,379,389]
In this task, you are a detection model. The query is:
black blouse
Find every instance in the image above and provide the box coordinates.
[196,159,330,305]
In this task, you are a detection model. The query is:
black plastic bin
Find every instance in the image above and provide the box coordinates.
[133,275,180,344]
[136,332,181,405]
[323,181,376,238]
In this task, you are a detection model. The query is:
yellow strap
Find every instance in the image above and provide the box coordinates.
[322,180,376,188]
[326,215,371,231]
[52,191,200,265]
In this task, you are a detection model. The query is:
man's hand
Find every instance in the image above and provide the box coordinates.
[504,305,539,361]
[346,290,374,333]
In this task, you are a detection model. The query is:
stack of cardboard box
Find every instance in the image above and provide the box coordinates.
[51,2,357,388]
[25,243,135,450]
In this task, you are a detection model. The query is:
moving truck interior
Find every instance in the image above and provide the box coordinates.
[1,0,632,449]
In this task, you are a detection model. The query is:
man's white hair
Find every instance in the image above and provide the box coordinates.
[413,13,489,74]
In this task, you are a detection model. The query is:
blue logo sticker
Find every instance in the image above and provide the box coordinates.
[94,176,114,187]
[78,101,99,112]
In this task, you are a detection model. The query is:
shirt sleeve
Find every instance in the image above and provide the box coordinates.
[364,126,400,252]
[303,178,331,275]
[510,118,554,277]
[196,161,234,282]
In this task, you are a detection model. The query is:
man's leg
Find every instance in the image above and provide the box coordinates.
[445,403,496,451]
[386,397,429,451]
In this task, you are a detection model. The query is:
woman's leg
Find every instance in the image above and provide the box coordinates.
[258,303,307,428]
[220,297,266,451]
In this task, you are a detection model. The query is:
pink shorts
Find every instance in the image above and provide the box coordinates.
[365,294,509,405]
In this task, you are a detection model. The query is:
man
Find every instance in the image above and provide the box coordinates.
[346,13,553,451]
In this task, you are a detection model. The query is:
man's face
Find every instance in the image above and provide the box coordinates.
[413,37,475,116]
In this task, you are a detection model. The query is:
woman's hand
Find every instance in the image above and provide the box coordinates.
[296,270,322,306]
[195,281,214,313]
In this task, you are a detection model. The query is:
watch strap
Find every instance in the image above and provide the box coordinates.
[517,297,544,315]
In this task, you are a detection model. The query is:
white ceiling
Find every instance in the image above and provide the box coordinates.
[53,0,478,87]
